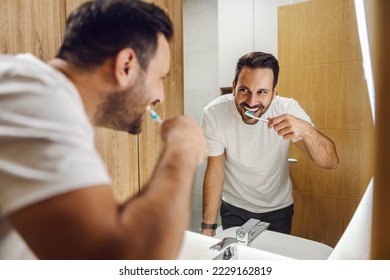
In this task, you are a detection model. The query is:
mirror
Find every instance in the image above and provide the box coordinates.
[183,0,375,250]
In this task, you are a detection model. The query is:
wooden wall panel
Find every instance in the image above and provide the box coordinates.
[292,191,360,246]
[0,0,66,60]
[65,0,87,16]
[279,62,373,130]
[278,0,375,247]
[94,128,139,204]
[278,0,361,67]
[289,130,374,197]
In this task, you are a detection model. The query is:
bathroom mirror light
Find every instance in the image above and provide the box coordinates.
[355,0,376,123]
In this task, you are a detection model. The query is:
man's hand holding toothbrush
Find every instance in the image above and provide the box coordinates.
[161,115,208,167]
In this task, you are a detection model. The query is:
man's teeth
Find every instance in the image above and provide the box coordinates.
[244,107,259,112]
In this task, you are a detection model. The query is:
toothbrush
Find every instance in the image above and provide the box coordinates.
[147,106,163,124]
[245,111,269,123]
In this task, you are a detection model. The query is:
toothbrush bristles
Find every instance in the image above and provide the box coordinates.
[147,106,163,123]
[245,111,269,123]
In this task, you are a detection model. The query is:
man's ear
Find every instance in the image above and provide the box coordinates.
[232,80,236,96]
[273,84,279,97]
[114,48,139,88]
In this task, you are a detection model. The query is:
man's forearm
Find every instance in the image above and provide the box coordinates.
[201,155,225,235]
[119,116,208,259]
[202,180,223,237]
[302,125,339,169]
[202,183,222,224]
[120,145,199,259]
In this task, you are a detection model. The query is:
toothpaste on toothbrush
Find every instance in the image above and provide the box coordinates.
[146,105,163,124]
[244,111,269,123]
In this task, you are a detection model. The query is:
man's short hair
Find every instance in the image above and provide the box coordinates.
[57,0,173,71]
[234,52,279,89]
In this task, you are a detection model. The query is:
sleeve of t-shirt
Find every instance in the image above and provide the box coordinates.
[0,70,111,216]
[201,109,225,157]
[287,100,314,125]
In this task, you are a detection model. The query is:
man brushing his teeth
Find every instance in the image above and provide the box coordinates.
[201,52,339,236]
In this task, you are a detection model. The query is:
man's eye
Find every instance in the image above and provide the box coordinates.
[239,88,248,93]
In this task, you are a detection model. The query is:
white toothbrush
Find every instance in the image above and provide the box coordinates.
[147,106,163,124]
[245,111,269,123]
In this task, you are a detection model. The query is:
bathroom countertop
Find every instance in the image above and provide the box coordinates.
[177,230,292,260]
[215,227,333,260]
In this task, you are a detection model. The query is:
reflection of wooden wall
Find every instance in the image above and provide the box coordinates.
[278,0,375,247]
[0,0,183,204]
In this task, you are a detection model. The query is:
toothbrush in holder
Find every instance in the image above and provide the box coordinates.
[244,111,269,123]
[147,106,163,124]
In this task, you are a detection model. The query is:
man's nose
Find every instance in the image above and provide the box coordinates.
[157,88,165,104]
[246,93,258,107]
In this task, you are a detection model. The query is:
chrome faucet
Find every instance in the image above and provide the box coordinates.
[236,218,270,246]
[209,219,269,260]
[210,237,238,260]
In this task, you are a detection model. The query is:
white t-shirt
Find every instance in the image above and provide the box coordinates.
[201,94,313,213]
[0,54,111,259]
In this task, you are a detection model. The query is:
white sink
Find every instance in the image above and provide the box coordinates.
[215,227,333,260]
[177,231,291,260]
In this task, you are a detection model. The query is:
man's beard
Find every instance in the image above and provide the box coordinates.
[94,76,145,134]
